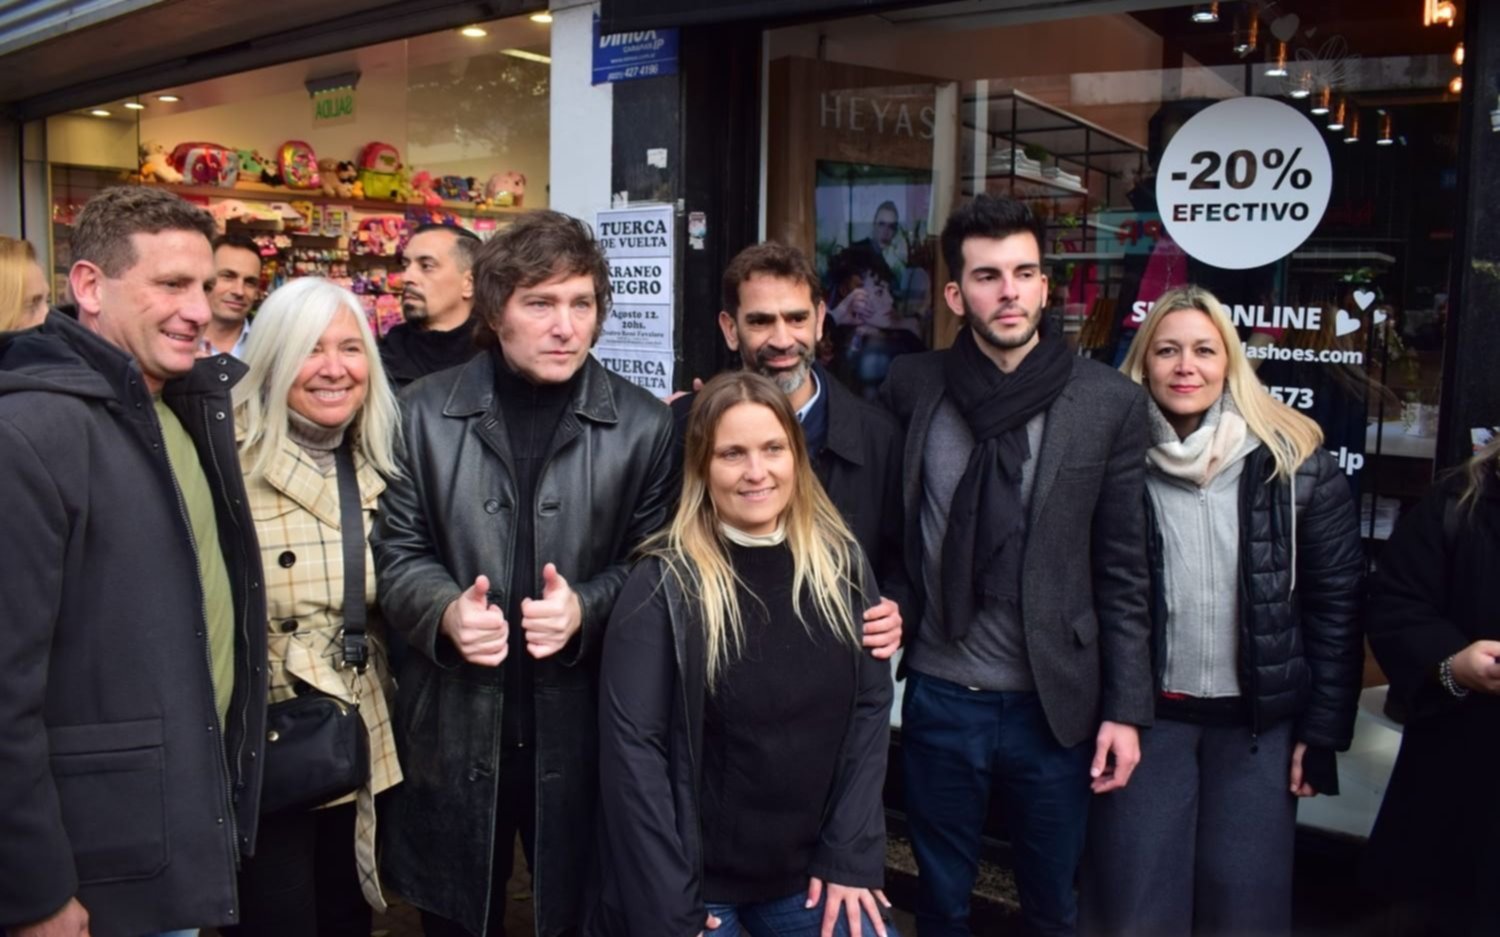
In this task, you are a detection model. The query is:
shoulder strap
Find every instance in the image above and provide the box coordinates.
[335,441,368,672]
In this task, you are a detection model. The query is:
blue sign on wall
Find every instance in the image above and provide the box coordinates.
[592,13,679,85]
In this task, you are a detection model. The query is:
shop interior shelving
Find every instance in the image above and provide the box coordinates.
[141,180,529,220]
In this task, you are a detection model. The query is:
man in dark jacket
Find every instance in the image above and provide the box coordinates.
[670,242,905,657]
[0,187,267,937]
[379,223,482,387]
[882,195,1152,937]
[373,210,676,937]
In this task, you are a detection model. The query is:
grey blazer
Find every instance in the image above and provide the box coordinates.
[881,350,1154,747]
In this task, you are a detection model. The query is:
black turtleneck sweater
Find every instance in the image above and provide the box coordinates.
[378,317,481,388]
[701,541,855,903]
[493,352,580,749]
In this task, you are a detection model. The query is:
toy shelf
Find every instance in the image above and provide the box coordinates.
[142,180,530,219]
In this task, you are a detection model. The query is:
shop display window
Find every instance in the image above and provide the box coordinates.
[44,12,550,334]
[766,0,1460,539]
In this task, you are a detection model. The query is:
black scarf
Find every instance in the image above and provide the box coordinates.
[939,328,1071,640]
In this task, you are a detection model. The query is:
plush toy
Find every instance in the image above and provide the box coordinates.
[436,175,467,201]
[485,170,527,208]
[319,159,341,197]
[336,161,359,198]
[350,179,365,200]
[466,176,483,204]
[394,166,415,204]
[410,171,442,207]
[236,149,271,181]
[209,199,250,228]
[139,141,183,183]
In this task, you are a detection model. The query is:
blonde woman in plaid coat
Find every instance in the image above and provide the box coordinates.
[229,277,403,937]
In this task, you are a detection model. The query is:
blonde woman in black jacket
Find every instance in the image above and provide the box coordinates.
[1365,438,1500,936]
[1080,285,1364,937]
[589,372,895,937]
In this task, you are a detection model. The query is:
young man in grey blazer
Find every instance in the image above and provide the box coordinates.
[880,194,1153,937]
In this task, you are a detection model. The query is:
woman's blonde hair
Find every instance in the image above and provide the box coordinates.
[1120,284,1324,481]
[0,236,39,332]
[234,277,400,479]
[1458,434,1500,511]
[647,371,863,686]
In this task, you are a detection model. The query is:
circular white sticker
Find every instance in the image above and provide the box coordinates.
[1156,97,1332,271]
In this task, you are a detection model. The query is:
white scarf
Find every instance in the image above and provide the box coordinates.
[1147,394,1250,488]
[720,522,786,547]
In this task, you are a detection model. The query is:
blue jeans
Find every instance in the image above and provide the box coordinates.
[706,891,898,936]
[901,673,1093,937]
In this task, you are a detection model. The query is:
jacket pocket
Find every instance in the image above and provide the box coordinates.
[1069,610,1099,647]
[49,717,168,884]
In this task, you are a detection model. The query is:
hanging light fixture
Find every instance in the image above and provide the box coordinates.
[1265,41,1290,77]
[1191,2,1220,23]
[1377,112,1395,146]
[1327,98,1348,132]
[1311,86,1333,115]
[1344,110,1361,144]
[1423,0,1457,28]
[1233,12,1261,56]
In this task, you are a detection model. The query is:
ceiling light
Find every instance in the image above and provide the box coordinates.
[1423,0,1457,28]
[1449,75,1464,95]
[1344,110,1360,144]
[500,48,551,64]
[1454,43,1465,66]
[123,101,146,110]
[1311,86,1332,115]
[89,108,110,117]
[1264,41,1289,78]
[530,12,553,24]
[1233,13,1260,56]
[1327,98,1347,132]
[460,25,487,38]
[1191,3,1219,24]
[156,94,180,103]
[1377,112,1395,146]
[1288,71,1313,99]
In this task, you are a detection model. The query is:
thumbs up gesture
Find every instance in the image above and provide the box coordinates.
[440,575,509,667]
[520,562,583,659]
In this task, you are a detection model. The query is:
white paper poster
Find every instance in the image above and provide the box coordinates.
[595,204,675,396]
[1156,96,1332,271]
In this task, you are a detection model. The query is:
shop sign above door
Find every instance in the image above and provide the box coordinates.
[312,86,357,126]
[1156,96,1332,270]
[593,13,679,85]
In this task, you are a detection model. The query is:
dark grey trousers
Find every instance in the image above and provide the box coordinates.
[1079,718,1297,937]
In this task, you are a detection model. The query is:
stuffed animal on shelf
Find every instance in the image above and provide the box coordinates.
[236,149,272,182]
[319,159,341,197]
[139,141,183,184]
[335,161,359,198]
[484,170,527,208]
[410,171,442,207]
[394,166,415,203]
[466,176,483,204]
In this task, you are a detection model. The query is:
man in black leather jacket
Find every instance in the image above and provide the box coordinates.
[372,211,676,937]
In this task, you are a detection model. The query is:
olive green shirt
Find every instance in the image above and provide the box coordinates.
[155,398,235,725]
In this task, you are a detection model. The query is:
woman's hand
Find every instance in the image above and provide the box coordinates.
[1288,742,1317,798]
[1449,640,1500,695]
[807,877,889,937]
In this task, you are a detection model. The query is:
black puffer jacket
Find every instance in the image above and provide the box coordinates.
[1146,445,1364,746]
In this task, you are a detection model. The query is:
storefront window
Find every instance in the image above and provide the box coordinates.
[44,12,550,333]
[766,0,1461,535]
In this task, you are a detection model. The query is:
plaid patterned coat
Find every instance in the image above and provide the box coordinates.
[240,433,402,905]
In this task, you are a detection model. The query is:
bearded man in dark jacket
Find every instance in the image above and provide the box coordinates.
[373,210,676,937]
[0,188,267,937]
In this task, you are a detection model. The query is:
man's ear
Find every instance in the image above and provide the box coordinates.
[70,261,105,328]
[717,310,740,351]
[462,269,474,302]
[814,301,828,341]
[943,281,966,319]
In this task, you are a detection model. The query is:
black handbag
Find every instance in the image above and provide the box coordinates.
[260,441,373,815]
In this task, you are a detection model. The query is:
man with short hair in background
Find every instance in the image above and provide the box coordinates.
[0,186,267,937]
[202,232,262,359]
[380,223,482,387]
